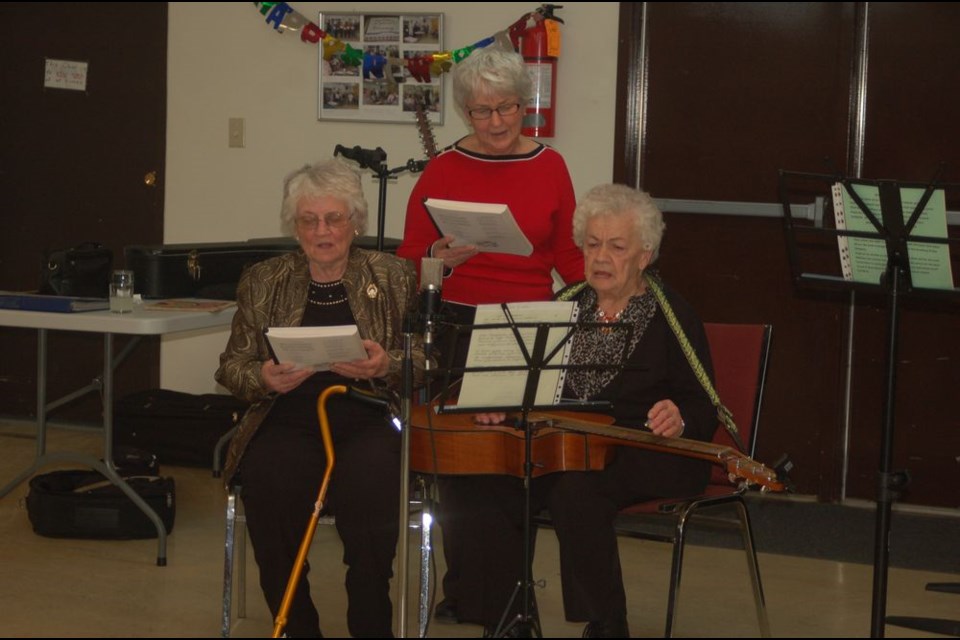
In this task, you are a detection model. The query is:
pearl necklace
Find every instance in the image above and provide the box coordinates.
[308,279,348,307]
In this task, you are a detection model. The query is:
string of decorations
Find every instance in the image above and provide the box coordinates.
[253,2,562,83]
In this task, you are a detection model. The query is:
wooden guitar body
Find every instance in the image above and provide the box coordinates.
[410,405,785,491]
[410,406,615,478]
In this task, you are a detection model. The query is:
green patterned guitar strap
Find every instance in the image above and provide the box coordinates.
[646,275,747,453]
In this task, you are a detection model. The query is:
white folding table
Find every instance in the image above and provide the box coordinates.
[0,304,235,565]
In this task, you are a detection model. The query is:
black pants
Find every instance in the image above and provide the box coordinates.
[434,475,541,629]
[432,303,493,622]
[241,406,400,638]
[544,447,710,622]
[542,471,627,622]
[454,448,711,626]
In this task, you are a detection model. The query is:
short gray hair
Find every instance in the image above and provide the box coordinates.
[452,48,533,115]
[572,184,665,263]
[279,158,368,236]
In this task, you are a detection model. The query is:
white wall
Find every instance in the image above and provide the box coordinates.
[162,1,620,392]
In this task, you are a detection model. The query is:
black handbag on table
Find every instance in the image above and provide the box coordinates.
[39,242,113,298]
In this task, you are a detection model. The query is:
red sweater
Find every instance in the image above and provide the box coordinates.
[398,143,583,304]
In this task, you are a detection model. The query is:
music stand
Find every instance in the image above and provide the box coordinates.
[779,169,960,638]
[426,302,622,638]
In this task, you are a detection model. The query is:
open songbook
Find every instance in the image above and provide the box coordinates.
[454,300,579,410]
[423,197,534,256]
[264,325,367,371]
[832,182,953,290]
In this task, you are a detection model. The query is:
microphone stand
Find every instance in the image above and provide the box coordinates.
[395,278,439,638]
[410,263,441,638]
[332,145,432,637]
[333,144,428,251]
[396,314,415,638]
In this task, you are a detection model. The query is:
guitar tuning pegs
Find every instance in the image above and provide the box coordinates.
[773,454,797,493]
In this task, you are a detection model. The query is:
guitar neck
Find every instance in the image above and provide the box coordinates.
[532,412,739,463]
[532,411,784,491]
[414,101,439,159]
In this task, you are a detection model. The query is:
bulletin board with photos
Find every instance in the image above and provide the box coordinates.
[318,12,443,125]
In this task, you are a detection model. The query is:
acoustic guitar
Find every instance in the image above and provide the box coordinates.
[410,405,785,492]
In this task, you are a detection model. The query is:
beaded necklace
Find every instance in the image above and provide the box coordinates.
[596,307,625,323]
[308,279,348,307]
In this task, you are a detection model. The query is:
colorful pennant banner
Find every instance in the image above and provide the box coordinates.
[253,2,559,83]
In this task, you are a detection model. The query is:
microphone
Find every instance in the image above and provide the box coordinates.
[346,386,402,431]
[406,158,429,174]
[334,144,386,171]
[420,257,444,369]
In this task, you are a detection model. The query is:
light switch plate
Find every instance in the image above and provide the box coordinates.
[228,118,245,148]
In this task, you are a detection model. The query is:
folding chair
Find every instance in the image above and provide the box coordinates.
[220,477,431,638]
[218,375,439,639]
[613,322,773,637]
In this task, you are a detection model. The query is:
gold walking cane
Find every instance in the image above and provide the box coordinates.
[271,384,344,639]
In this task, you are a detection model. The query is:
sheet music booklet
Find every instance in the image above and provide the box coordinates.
[423,197,534,256]
[264,325,367,371]
[454,300,580,410]
[832,182,953,290]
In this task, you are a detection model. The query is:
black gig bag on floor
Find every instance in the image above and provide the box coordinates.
[26,470,175,539]
[114,389,247,468]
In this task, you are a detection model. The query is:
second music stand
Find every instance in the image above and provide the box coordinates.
[780,169,960,638]
[429,302,623,637]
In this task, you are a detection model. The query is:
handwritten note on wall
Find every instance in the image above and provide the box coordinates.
[44,58,88,91]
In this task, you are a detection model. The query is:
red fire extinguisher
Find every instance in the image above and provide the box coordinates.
[513,5,563,138]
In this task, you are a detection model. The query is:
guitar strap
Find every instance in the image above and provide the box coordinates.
[557,276,746,452]
[645,274,747,453]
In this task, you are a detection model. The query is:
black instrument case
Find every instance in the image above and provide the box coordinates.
[124,236,399,299]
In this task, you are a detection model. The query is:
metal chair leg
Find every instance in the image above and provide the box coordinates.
[733,499,770,637]
[664,508,693,637]
[663,499,770,638]
[237,503,247,620]
[417,492,434,638]
[221,487,247,638]
[222,490,237,638]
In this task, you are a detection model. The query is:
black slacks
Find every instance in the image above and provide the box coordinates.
[453,447,711,626]
[437,475,541,628]
[241,409,400,638]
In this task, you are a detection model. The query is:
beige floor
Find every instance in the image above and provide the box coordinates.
[1,422,958,638]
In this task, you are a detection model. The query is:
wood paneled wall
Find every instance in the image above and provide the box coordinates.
[615,3,960,507]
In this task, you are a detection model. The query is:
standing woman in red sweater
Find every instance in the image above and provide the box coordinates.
[397,46,583,631]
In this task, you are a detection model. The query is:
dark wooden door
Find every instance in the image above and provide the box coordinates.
[0,3,167,421]
[843,4,960,507]
[614,2,960,507]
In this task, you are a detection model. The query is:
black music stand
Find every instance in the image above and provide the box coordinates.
[779,169,960,638]
[427,303,621,638]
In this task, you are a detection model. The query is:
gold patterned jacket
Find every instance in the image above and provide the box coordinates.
[215,247,427,486]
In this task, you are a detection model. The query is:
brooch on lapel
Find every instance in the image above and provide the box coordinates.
[366,283,378,299]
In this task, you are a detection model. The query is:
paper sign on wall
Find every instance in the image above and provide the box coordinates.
[44,58,88,92]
